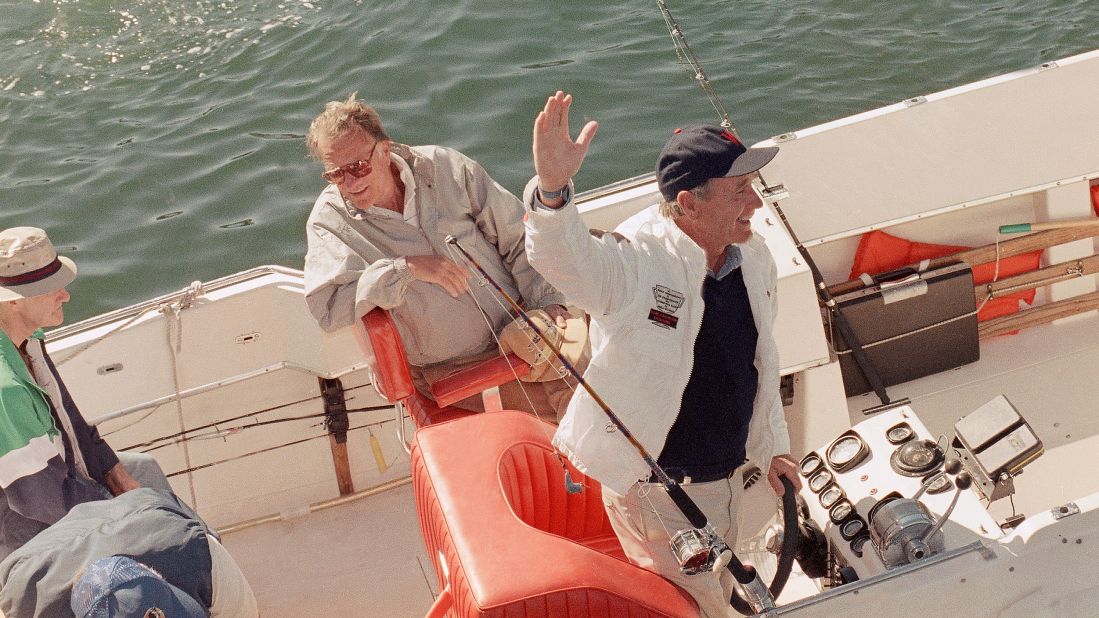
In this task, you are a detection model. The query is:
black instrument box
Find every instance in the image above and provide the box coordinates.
[831,262,980,397]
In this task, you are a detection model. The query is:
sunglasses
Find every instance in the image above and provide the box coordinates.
[322,141,380,184]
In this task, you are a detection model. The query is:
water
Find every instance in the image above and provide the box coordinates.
[1,0,1096,322]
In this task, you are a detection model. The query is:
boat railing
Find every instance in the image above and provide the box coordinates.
[46,264,305,342]
[86,358,372,427]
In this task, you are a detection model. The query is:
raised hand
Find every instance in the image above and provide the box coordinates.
[533,91,599,195]
[406,255,471,298]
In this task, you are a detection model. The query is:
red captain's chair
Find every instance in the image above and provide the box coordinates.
[414,410,698,617]
[356,308,532,430]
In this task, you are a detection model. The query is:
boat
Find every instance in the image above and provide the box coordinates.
[32,44,1099,616]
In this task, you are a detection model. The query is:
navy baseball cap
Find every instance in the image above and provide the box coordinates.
[71,556,208,618]
[656,125,778,201]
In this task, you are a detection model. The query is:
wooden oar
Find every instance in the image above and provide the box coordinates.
[828,225,1099,297]
[999,217,1099,234]
[974,254,1099,305]
[979,290,1099,339]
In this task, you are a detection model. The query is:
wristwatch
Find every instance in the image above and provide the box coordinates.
[537,184,570,203]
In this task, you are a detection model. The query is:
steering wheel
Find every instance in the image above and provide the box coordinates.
[729,475,799,615]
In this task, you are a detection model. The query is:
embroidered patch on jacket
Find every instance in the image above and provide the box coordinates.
[649,285,685,329]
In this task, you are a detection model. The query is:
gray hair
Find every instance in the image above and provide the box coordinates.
[658,179,712,218]
[306,92,389,159]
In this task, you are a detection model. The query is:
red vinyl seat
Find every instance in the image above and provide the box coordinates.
[413,410,698,617]
[358,308,531,427]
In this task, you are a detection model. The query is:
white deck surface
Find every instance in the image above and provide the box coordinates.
[220,480,437,617]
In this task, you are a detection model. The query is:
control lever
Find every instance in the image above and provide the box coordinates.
[920,458,972,544]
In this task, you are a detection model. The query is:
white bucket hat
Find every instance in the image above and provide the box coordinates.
[0,227,78,302]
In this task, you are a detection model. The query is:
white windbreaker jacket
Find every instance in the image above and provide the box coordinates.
[523,178,791,495]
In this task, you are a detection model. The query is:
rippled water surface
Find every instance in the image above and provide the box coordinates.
[1,0,1097,321]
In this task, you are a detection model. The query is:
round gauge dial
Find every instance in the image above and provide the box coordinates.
[820,485,843,509]
[850,534,871,557]
[838,515,864,539]
[827,432,869,472]
[921,472,954,495]
[799,453,823,477]
[890,439,945,477]
[808,470,833,493]
[886,423,914,445]
[831,501,854,524]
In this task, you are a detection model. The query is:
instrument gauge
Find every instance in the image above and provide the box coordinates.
[830,500,854,524]
[827,431,869,472]
[850,533,871,557]
[808,470,833,493]
[820,485,844,509]
[890,439,945,477]
[799,453,823,477]
[838,515,865,540]
[921,472,954,495]
[886,422,914,445]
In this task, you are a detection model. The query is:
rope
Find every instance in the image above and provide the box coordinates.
[159,281,204,508]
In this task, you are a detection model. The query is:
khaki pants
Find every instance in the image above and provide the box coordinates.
[601,469,748,618]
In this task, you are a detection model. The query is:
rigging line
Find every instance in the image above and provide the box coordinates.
[124,403,394,452]
[163,421,386,477]
[656,0,734,131]
[117,393,322,450]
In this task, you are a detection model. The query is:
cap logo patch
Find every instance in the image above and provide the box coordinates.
[720,129,741,146]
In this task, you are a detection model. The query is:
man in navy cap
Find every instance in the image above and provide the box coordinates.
[521,92,800,617]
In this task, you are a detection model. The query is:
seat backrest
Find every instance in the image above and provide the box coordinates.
[498,442,616,543]
[357,309,415,403]
[412,411,697,617]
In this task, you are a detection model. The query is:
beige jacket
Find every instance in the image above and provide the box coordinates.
[304,144,564,366]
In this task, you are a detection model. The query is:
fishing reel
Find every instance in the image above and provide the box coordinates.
[670,527,729,575]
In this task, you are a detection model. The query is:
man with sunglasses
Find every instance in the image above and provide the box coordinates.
[303,93,575,416]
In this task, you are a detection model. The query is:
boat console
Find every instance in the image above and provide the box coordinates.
[793,395,1042,583]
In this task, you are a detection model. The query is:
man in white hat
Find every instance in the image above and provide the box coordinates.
[0,227,171,560]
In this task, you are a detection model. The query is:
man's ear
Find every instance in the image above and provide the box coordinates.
[677,189,699,219]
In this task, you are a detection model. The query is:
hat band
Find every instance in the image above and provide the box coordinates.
[0,258,63,286]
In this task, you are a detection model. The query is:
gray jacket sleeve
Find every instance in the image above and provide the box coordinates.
[461,157,566,310]
[303,219,415,332]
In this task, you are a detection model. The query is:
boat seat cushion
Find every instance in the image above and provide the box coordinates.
[413,411,696,617]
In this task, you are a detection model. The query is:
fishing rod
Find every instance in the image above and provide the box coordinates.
[445,235,785,613]
[656,0,897,412]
